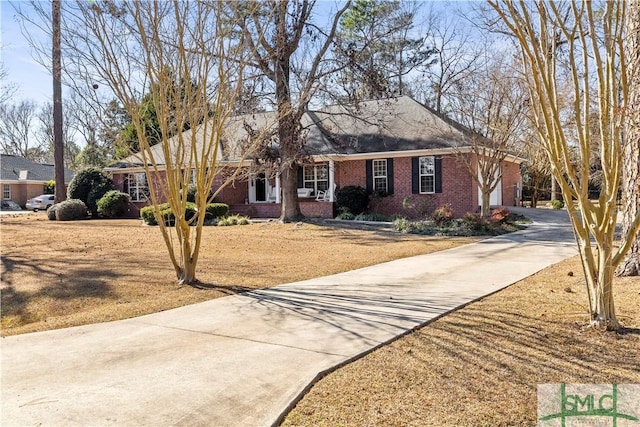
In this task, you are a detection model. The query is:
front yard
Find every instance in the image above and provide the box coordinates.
[0,213,475,336]
[1,212,637,425]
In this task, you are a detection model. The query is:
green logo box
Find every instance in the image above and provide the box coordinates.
[538,384,640,426]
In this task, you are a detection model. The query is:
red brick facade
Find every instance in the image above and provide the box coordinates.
[112,154,522,220]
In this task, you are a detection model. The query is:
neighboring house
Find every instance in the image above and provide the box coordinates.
[105,96,525,219]
[0,154,75,207]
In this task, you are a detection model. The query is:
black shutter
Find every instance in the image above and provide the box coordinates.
[387,158,394,194]
[297,165,303,188]
[435,157,442,193]
[411,157,419,194]
[365,160,373,194]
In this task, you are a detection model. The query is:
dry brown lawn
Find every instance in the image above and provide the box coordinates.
[282,256,640,426]
[2,212,638,426]
[0,213,475,336]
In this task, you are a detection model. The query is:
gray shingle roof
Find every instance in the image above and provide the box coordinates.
[0,154,75,183]
[112,96,487,167]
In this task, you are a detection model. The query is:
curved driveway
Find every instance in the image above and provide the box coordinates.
[1,207,577,426]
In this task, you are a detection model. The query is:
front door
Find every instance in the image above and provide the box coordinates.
[255,173,267,202]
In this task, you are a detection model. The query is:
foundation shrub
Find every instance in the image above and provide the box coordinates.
[336,185,369,215]
[97,191,130,218]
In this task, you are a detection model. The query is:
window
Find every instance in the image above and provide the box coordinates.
[125,173,149,202]
[3,184,10,200]
[372,159,388,193]
[419,156,435,193]
[303,163,329,194]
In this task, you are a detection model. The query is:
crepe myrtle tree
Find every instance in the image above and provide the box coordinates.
[74,1,261,285]
[489,0,640,329]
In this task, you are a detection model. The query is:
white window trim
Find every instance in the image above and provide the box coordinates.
[127,173,149,202]
[372,159,388,193]
[419,156,435,194]
[3,184,11,200]
[303,163,329,195]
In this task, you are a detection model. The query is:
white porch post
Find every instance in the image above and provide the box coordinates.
[275,173,281,203]
[328,160,335,202]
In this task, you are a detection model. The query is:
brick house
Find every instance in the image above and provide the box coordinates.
[0,154,75,207]
[105,96,524,219]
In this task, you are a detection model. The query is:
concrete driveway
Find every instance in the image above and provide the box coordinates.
[1,207,577,426]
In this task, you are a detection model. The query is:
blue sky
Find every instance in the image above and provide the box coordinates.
[1,1,52,104]
[1,1,475,108]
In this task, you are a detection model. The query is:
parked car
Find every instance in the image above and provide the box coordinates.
[0,200,22,211]
[26,194,55,211]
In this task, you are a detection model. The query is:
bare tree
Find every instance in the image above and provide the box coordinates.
[489,0,640,329]
[36,102,80,169]
[616,0,640,276]
[419,10,485,114]
[0,100,44,159]
[449,53,528,218]
[73,1,258,285]
[0,60,18,104]
[234,0,351,221]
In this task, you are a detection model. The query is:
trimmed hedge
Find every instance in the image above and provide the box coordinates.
[205,203,229,220]
[140,202,229,226]
[46,204,58,221]
[54,199,89,221]
[97,190,130,218]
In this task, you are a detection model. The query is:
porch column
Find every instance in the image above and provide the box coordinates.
[275,173,281,203]
[328,160,335,202]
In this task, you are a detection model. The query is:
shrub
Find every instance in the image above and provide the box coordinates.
[55,199,89,221]
[140,203,169,225]
[46,204,57,221]
[335,185,369,215]
[97,191,130,218]
[336,209,355,220]
[67,168,114,216]
[354,212,389,222]
[218,214,250,226]
[461,212,488,232]
[44,180,55,195]
[205,203,229,220]
[140,203,198,226]
[489,208,510,223]
[432,203,454,226]
[185,185,215,203]
[550,199,565,209]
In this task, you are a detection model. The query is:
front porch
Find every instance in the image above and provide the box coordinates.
[229,200,334,219]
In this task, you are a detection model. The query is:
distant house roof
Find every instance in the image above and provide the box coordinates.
[0,154,75,183]
[110,96,523,169]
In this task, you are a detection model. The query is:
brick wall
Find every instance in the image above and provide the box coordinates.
[335,155,477,218]
[6,183,47,206]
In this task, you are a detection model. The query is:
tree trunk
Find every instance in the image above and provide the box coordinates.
[616,0,640,277]
[591,244,620,329]
[52,0,66,204]
[274,41,303,222]
[280,163,302,222]
[481,188,491,218]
